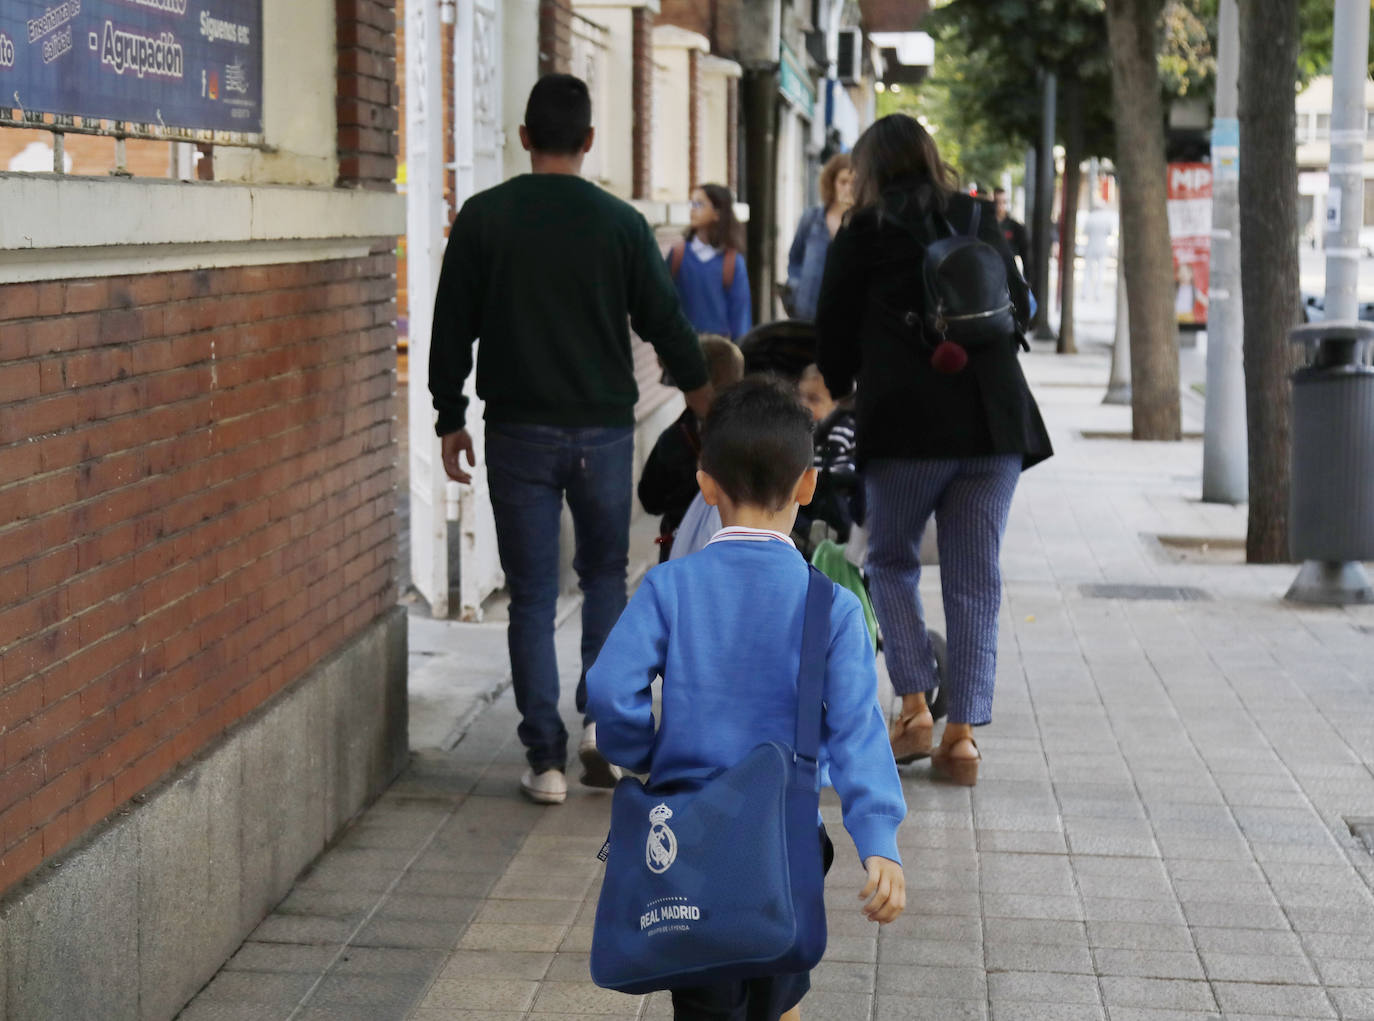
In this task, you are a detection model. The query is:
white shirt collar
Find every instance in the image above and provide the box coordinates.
[689,236,722,262]
[706,526,797,549]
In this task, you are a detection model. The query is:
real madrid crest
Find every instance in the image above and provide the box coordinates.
[646,803,677,873]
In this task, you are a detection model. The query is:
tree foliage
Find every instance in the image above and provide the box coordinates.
[914,0,1217,183]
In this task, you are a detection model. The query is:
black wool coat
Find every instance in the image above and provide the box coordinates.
[816,185,1053,471]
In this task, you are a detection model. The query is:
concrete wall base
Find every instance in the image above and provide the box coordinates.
[0,606,408,1021]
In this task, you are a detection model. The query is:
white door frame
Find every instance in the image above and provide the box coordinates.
[405,0,450,618]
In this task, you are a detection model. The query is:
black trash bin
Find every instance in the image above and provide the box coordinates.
[1287,322,1374,603]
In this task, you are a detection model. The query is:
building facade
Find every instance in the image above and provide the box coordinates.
[0,3,406,1017]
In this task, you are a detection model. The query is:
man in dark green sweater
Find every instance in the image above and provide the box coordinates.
[430,74,711,806]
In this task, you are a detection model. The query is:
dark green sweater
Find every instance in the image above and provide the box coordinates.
[429,174,709,435]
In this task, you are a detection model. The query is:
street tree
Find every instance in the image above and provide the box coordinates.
[1238,0,1300,562]
[1105,0,1181,440]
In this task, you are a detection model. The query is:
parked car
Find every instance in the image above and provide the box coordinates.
[1300,292,1374,323]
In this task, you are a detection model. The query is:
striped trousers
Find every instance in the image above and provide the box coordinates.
[864,455,1021,726]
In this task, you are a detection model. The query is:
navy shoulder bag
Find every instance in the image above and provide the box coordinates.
[589,567,833,994]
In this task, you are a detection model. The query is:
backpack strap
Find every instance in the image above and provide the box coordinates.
[722,249,737,291]
[669,240,686,280]
[794,567,832,768]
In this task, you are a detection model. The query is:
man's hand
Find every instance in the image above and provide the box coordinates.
[684,383,714,422]
[441,429,476,484]
[859,856,906,924]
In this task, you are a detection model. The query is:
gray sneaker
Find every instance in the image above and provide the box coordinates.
[579,723,625,789]
[520,768,567,804]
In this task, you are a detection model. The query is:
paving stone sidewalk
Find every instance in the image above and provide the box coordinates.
[181,343,1374,1021]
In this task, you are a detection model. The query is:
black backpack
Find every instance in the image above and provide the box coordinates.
[895,202,1019,351]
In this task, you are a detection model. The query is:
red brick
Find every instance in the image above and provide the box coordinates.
[0,362,40,402]
[62,280,110,315]
[0,284,40,321]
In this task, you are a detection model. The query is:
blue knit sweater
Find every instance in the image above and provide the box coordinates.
[587,534,905,864]
[670,246,753,340]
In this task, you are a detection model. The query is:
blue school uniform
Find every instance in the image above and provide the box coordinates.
[587,527,905,865]
[670,240,754,341]
[588,527,904,1017]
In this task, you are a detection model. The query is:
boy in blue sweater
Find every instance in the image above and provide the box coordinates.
[588,379,906,1021]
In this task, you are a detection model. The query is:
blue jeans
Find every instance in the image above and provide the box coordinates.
[485,423,634,772]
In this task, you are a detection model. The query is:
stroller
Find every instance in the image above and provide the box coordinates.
[739,321,950,725]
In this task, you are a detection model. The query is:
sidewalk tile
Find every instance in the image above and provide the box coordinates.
[1211,981,1336,1017]
[874,995,985,1020]
[1093,948,1205,979]
[1099,976,1217,1012]
[1200,951,1318,984]
[529,980,640,1013]
[876,964,987,998]
[413,977,537,1012]
[988,970,1100,1004]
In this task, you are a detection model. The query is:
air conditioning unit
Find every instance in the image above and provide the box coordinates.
[835,28,862,84]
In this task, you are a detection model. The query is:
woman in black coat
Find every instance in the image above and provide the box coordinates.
[816,114,1051,787]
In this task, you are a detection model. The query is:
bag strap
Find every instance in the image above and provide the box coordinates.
[669,240,686,279]
[722,249,737,291]
[794,566,832,766]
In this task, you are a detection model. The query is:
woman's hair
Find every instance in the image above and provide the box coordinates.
[687,183,746,252]
[849,114,955,214]
[818,153,853,209]
[699,334,745,390]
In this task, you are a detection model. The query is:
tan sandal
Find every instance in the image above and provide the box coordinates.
[889,712,933,764]
[931,736,980,786]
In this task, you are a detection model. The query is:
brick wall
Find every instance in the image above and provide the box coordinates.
[659,0,738,56]
[539,0,574,77]
[632,6,654,199]
[0,251,399,894]
[337,0,400,189]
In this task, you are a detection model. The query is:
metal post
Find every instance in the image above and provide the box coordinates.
[1202,0,1247,503]
[52,131,64,174]
[1104,248,1131,404]
[1033,71,1057,339]
[1288,0,1374,603]
[741,63,778,326]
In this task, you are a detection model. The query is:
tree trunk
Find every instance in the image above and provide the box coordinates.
[1238,0,1299,562]
[1105,0,1181,440]
[1031,73,1058,338]
[1057,79,1084,355]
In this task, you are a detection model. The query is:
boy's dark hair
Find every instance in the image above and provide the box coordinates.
[524,74,592,154]
[700,377,815,511]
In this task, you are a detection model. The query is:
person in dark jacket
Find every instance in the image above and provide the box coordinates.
[638,335,744,560]
[816,114,1051,788]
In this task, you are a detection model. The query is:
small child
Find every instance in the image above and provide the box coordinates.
[589,378,906,1021]
[639,335,744,561]
[795,364,859,552]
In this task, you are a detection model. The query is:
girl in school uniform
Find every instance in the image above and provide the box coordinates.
[669,183,753,342]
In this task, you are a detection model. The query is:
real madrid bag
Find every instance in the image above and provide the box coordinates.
[589,568,833,994]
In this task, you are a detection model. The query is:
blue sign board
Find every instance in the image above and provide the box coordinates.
[0,0,262,139]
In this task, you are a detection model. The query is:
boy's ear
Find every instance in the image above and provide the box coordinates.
[697,469,722,508]
[518,125,533,152]
[583,127,595,154]
[795,467,819,508]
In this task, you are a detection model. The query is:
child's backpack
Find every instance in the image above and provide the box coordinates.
[890,202,1020,372]
[669,240,738,291]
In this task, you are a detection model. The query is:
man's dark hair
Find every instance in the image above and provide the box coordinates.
[524,74,592,154]
[700,377,815,511]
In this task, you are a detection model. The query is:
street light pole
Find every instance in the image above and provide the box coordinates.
[1202,0,1247,503]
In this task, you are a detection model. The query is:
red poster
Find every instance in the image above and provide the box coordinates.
[1166,162,1212,325]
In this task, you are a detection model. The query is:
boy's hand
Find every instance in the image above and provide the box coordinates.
[859,856,906,924]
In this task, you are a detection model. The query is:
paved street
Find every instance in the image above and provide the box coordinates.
[181,316,1374,1020]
